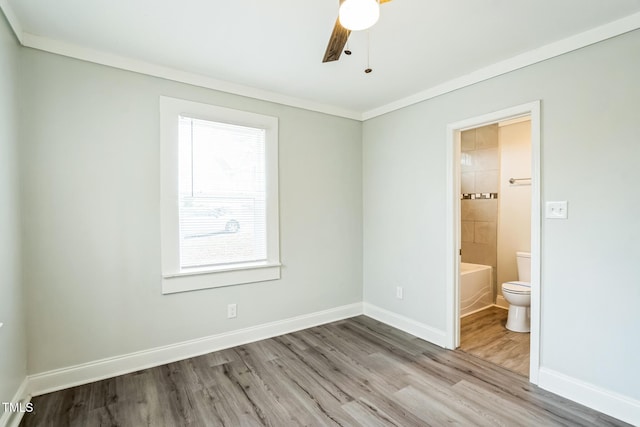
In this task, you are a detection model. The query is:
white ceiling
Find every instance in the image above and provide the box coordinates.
[4,0,640,118]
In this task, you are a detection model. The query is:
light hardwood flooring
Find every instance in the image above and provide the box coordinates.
[459,306,530,376]
[20,316,628,426]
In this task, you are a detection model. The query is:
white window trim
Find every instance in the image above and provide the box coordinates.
[160,96,280,294]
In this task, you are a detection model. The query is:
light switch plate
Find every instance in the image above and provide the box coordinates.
[546,201,568,219]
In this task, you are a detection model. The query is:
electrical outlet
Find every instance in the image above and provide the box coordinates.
[396,286,404,299]
[227,303,237,319]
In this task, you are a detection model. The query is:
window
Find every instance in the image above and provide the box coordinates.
[160,97,280,294]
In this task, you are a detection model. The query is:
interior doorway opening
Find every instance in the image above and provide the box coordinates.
[445,101,541,383]
[457,118,532,377]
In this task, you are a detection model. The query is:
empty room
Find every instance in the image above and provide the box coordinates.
[1,1,639,426]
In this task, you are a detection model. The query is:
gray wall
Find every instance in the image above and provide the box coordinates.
[363,29,640,400]
[0,12,26,410]
[20,49,363,374]
[7,11,640,414]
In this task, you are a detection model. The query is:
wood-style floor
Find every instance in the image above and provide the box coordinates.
[20,316,628,427]
[459,306,530,376]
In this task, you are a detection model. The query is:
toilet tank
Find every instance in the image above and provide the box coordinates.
[516,251,531,282]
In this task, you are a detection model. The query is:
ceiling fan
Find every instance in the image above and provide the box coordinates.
[322,0,393,63]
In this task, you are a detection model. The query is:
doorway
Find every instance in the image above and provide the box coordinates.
[458,118,531,376]
[445,101,541,384]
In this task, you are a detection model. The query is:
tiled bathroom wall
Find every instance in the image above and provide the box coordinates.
[461,124,499,298]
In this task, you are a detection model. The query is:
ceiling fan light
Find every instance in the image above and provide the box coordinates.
[339,0,380,31]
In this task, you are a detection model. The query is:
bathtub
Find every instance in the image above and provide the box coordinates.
[460,262,493,317]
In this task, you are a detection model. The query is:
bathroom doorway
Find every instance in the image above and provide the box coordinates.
[458,118,531,376]
[444,102,541,384]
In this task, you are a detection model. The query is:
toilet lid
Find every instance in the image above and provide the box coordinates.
[502,281,531,294]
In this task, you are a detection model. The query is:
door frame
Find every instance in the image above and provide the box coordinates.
[444,101,541,384]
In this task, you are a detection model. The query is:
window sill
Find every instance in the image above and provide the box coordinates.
[162,262,281,294]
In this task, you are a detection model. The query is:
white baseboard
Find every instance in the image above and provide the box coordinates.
[363,303,447,348]
[6,304,443,424]
[1,378,30,427]
[18,304,640,426]
[538,367,640,426]
[495,296,509,309]
[28,302,363,397]
[460,304,506,319]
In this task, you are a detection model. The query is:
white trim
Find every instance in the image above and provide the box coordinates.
[0,378,30,427]
[19,33,362,121]
[162,264,282,294]
[538,368,640,426]
[159,96,281,294]
[163,261,283,278]
[460,304,507,319]
[0,0,23,44]
[0,5,637,121]
[16,305,640,426]
[445,120,462,349]
[27,303,363,397]
[495,295,509,309]
[528,103,542,384]
[498,116,531,127]
[363,303,447,348]
[445,101,541,384]
[362,12,640,120]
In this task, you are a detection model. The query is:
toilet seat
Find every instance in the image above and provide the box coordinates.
[502,281,531,294]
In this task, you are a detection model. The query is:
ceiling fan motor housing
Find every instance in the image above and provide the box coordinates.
[338,0,380,31]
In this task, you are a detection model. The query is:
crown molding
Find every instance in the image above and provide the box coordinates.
[19,33,363,121]
[361,11,640,120]
[0,0,23,43]
[2,3,639,122]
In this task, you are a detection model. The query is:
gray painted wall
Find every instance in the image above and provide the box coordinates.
[363,29,640,400]
[20,48,363,374]
[5,10,639,417]
[0,12,26,410]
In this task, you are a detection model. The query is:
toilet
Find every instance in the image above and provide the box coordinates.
[501,251,531,333]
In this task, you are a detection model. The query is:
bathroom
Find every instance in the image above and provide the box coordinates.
[458,118,532,376]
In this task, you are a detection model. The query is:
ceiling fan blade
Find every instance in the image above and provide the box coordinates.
[322,0,392,63]
[322,17,350,63]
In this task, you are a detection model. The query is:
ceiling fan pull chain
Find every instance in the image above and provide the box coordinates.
[365,30,373,73]
[345,39,352,56]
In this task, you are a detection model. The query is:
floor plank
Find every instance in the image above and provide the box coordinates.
[20,316,629,427]
[459,306,530,376]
